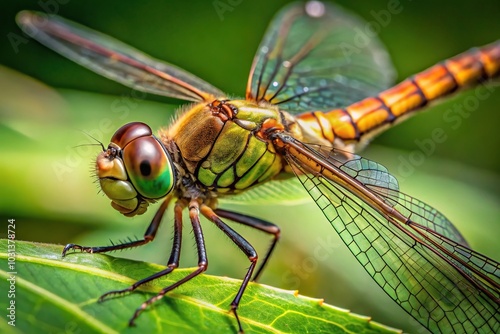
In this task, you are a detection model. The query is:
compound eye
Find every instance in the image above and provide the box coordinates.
[122,137,174,198]
[111,122,152,148]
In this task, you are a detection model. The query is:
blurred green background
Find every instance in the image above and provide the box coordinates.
[1,0,499,333]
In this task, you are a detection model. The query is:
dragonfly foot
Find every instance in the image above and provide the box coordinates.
[230,304,244,333]
[128,303,148,327]
[99,288,132,302]
[128,318,137,327]
[61,243,91,257]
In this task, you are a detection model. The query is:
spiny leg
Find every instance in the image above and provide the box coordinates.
[62,196,172,257]
[215,208,280,282]
[99,199,186,302]
[202,205,258,334]
[129,198,208,326]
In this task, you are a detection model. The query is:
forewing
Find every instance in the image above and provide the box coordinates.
[282,138,500,333]
[16,11,225,102]
[368,186,470,247]
[312,145,471,246]
[246,1,395,113]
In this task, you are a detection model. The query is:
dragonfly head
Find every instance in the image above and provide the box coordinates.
[95,122,176,217]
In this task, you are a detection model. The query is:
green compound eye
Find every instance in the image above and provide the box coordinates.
[122,136,175,199]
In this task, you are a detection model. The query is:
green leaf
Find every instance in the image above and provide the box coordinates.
[0,240,401,334]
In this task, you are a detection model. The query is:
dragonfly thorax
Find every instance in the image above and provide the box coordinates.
[161,100,289,195]
[96,122,176,217]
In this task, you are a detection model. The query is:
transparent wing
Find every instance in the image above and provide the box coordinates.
[279,135,500,333]
[16,11,225,102]
[220,178,309,205]
[246,1,395,113]
[311,145,471,246]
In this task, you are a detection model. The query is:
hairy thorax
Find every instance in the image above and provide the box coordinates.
[160,100,301,196]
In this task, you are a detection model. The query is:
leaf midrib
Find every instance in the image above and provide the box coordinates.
[0,252,285,333]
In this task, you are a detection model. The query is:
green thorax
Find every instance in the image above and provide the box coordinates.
[165,100,286,194]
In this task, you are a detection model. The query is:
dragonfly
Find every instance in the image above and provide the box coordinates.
[17,1,500,333]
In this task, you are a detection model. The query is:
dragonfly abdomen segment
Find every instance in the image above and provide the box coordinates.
[297,41,500,147]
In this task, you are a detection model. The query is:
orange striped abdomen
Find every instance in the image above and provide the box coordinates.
[297,40,500,147]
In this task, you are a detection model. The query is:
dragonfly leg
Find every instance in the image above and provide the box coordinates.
[98,199,185,302]
[128,198,208,326]
[61,196,172,257]
[215,208,280,282]
[201,205,258,333]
